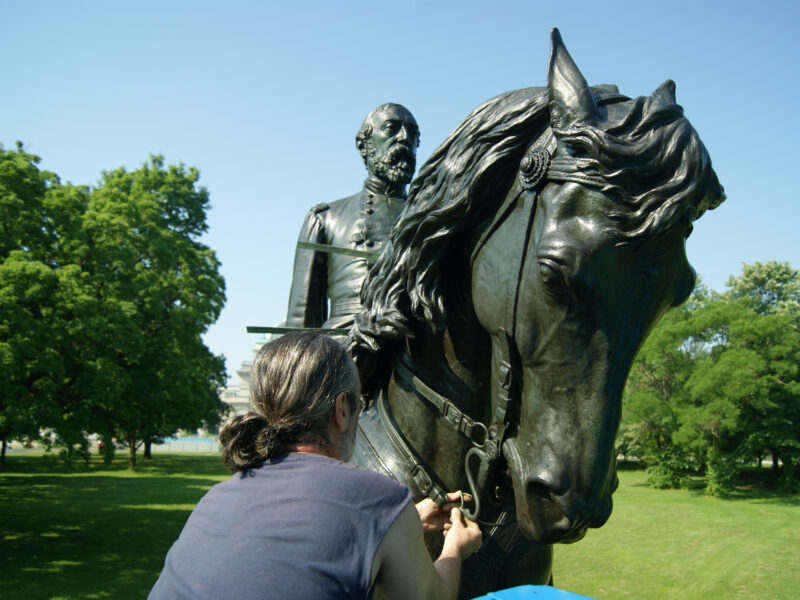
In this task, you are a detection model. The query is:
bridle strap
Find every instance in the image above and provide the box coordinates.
[373,388,450,507]
[394,357,489,448]
[460,147,546,520]
[462,184,538,519]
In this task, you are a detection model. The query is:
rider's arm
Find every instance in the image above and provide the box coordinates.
[286,209,328,328]
[372,503,481,600]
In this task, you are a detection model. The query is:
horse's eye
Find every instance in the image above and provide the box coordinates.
[539,262,567,293]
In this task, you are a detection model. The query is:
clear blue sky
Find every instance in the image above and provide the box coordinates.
[2,1,798,382]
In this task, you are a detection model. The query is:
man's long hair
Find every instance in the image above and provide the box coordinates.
[220,332,358,472]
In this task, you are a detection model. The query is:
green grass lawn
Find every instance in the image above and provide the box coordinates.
[1,454,798,599]
[554,469,800,599]
[0,452,230,600]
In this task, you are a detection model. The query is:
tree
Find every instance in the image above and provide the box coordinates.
[0,144,62,461]
[723,261,800,487]
[83,157,228,468]
[1,146,228,467]
[619,285,710,487]
[727,260,800,320]
[621,262,800,494]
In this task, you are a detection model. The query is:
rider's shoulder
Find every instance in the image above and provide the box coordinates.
[328,191,362,210]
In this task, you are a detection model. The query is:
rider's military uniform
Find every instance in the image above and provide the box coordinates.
[286,179,406,329]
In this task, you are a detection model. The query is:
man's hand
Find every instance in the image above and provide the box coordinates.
[415,492,470,533]
[442,507,482,560]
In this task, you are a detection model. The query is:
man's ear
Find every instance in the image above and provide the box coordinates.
[356,137,368,159]
[331,392,351,432]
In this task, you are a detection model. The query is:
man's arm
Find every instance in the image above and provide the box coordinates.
[286,207,328,327]
[372,503,481,600]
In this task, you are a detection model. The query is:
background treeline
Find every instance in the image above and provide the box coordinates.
[0,143,228,468]
[618,260,800,494]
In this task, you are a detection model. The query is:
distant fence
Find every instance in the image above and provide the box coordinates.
[151,436,221,453]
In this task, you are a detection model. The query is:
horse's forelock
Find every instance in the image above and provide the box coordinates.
[556,96,725,242]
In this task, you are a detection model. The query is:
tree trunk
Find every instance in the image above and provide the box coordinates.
[784,457,797,486]
[100,433,115,465]
[1,437,6,464]
[144,438,152,460]
[128,435,137,470]
[772,451,780,474]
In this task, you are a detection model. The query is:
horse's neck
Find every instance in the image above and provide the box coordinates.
[405,323,490,418]
[381,322,491,490]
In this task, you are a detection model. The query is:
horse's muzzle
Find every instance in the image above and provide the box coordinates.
[503,439,614,544]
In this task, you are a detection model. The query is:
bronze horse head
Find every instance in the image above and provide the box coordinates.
[350,28,724,592]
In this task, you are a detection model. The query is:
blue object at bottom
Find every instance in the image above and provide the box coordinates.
[472,585,596,600]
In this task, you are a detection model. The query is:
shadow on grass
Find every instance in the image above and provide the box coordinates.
[1,452,230,477]
[0,455,231,600]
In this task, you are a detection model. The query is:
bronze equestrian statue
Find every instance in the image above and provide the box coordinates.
[286,103,420,329]
[348,29,725,598]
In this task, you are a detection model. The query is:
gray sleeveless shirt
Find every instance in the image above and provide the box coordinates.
[149,452,412,600]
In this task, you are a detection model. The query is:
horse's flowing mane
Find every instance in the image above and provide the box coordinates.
[349,84,724,386]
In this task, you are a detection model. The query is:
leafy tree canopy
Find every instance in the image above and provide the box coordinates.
[0,145,227,467]
[621,263,800,494]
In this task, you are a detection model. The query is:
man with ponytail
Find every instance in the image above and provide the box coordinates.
[150,332,481,600]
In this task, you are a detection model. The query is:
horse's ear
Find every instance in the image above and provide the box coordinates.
[547,28,600,129]
[651,80,677,107]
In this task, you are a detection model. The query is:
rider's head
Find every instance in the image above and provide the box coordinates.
[356,103,419,186]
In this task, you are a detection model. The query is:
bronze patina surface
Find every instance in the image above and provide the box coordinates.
[349,28,725,597]
[286,103,419,329]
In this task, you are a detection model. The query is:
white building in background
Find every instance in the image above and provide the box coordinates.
[218,333,275,419]
[219,359,253,418]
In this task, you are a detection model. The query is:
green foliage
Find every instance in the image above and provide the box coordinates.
[622,262,800,493]
[727,260,800,318]
[644,453,692,489]
[83,157,228,467]
[0,144,228,466]
[619,285,709,471]
[704,446,738,497]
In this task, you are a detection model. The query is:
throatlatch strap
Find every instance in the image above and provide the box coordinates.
[394,358,489,448]
[375,391,449,507]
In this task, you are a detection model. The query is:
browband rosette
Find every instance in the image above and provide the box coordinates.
[519,148,551,190]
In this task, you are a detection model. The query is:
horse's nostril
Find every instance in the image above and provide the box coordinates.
[526,479,554,502]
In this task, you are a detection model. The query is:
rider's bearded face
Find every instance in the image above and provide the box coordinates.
[365,107,419,185]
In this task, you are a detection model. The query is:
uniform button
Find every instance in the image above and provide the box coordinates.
[365,239,375,247]
[365,198,374,205]
[365,208,374,215]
